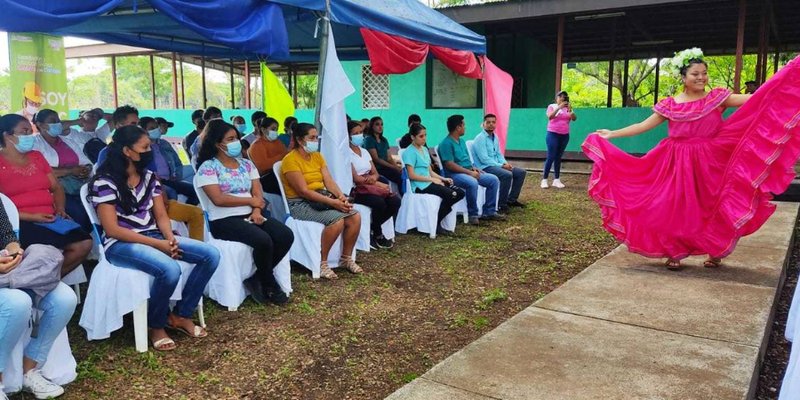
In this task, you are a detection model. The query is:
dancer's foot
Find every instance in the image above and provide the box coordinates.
[703,257,722,268]
[665,258,682,271]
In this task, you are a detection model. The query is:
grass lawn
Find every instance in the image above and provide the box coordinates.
[20,173,617,400]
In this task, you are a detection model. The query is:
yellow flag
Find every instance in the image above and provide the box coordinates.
[261,63,295,131]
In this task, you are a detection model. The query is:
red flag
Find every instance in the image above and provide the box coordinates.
[360,28,428,74]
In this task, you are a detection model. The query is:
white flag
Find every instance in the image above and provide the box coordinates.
[319,22,355,196]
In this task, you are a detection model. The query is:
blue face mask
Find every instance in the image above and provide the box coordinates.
[235,124,247,133]
[13,134,36,153]
[350,134,364,147]
[266,130,278,141]
[224,140,242,158]
[47,123,62,137]
[304,140,319,153]
[148,128,162,140]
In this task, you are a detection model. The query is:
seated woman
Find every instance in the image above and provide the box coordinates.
[0,200,77,400]
[280,123,362,280]
[89,125,220,351]
[30,109,92,230]
[402,123,465,231]
[363,117,403,189]
[248,117,289,195]
[347,121,400,249]
[196,119,294,305]
[0,114,92,277]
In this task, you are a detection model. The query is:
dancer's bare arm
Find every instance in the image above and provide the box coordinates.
[596,113,666,139]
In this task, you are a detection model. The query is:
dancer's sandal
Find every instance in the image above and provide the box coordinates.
[665,259,682,271]
[703,258,722,268]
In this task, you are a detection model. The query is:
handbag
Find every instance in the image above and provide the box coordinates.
[58,174,88,196]
[353,176,392,198]
[0,244,64,298]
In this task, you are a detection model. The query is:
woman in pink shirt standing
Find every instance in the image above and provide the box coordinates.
[542,91,577,189]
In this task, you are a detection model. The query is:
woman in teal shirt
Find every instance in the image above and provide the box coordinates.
[364,117,403,188]
[401,123,465,227]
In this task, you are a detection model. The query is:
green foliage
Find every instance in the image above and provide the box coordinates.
[563,53,791,108]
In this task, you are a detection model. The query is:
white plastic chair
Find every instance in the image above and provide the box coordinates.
[273,161,354,278]
[394,149,456,238]
[353,204,395,252]
[77,184,204,353]
[193,174,292,311]
[0,193,88,303]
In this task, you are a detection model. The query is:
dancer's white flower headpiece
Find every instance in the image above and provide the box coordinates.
[667,47,704,75]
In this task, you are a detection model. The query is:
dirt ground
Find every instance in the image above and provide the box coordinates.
[14,173,620,400]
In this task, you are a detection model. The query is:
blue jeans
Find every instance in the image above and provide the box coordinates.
[543,131,569,179]
[106,231,220,328]
[484,166,527,208]
[0,283,77,372]
[450,172,500,217]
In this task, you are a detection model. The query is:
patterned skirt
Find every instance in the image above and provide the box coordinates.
[287,199,357,226]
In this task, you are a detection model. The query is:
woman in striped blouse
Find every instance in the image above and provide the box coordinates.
[89,125,220,352]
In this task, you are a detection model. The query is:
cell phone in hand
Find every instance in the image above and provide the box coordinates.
[0,249,20,258]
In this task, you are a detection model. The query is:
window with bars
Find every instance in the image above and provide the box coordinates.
[361,64,390,109]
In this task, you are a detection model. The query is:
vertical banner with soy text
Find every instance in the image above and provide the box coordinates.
[8,33,69,132]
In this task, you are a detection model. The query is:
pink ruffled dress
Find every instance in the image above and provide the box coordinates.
[582,56,800,260]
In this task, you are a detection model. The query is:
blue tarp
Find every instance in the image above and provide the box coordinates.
[0,0,485,61]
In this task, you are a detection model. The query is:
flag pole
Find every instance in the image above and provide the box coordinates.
[313,0,332,132]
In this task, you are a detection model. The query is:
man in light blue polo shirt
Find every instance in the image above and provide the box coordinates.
[438,115,504,225]
[472,114,527,213]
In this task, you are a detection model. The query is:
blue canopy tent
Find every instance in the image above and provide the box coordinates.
[0,0,486,62]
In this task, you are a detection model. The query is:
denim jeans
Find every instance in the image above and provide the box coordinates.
[543,131,570,179]
[483,166,527,208]
[449,172,500,217]
[0,283,77,372]
[105,231,220,328]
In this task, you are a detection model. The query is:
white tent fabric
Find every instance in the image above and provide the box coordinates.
[319,21,356,197]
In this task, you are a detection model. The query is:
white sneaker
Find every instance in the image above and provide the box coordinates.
[552,179,566,189]
[540,179,549,189]
[23,369,64,399]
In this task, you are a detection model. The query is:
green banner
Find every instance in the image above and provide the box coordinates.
[8,33,69,132]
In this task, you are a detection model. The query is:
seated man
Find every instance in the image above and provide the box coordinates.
[182,109,204,157]
[438,115,504,225]
[472,114,527,213]
[398,113,422,149]
[139,117,199,205]
[242,110,267,144]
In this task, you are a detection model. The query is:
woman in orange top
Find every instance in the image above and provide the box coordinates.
[248,117,288,195]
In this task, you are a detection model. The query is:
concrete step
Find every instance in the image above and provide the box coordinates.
[387,202,799,400]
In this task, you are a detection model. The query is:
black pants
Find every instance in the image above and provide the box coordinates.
[259,172,281,195]
[208,213,294,293]
[416,184,466,224]
[353,192,401,236]
[377,164,403,189]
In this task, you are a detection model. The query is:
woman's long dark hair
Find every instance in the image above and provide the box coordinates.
[408,122,426,137]
[89,125,149,214]
[291,122,316,149]
[196,119,235,169]
[364,116,383,139]
[0,114,27,147]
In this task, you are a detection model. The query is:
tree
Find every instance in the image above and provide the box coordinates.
[574,59,656,107]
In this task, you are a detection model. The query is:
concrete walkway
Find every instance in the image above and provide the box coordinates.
[387,202,799,400]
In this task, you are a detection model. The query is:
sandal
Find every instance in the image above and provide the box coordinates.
[703,258,722,268]
[338,256,363,274]
[151,337,176,351]
[167,323,208,338]
[665,259,682,271]
[319,263,338,280]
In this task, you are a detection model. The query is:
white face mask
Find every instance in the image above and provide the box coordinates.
[26,104,38,114]
[266,130,278,141]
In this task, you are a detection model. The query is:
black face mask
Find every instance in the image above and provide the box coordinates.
[134,150,154,169]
